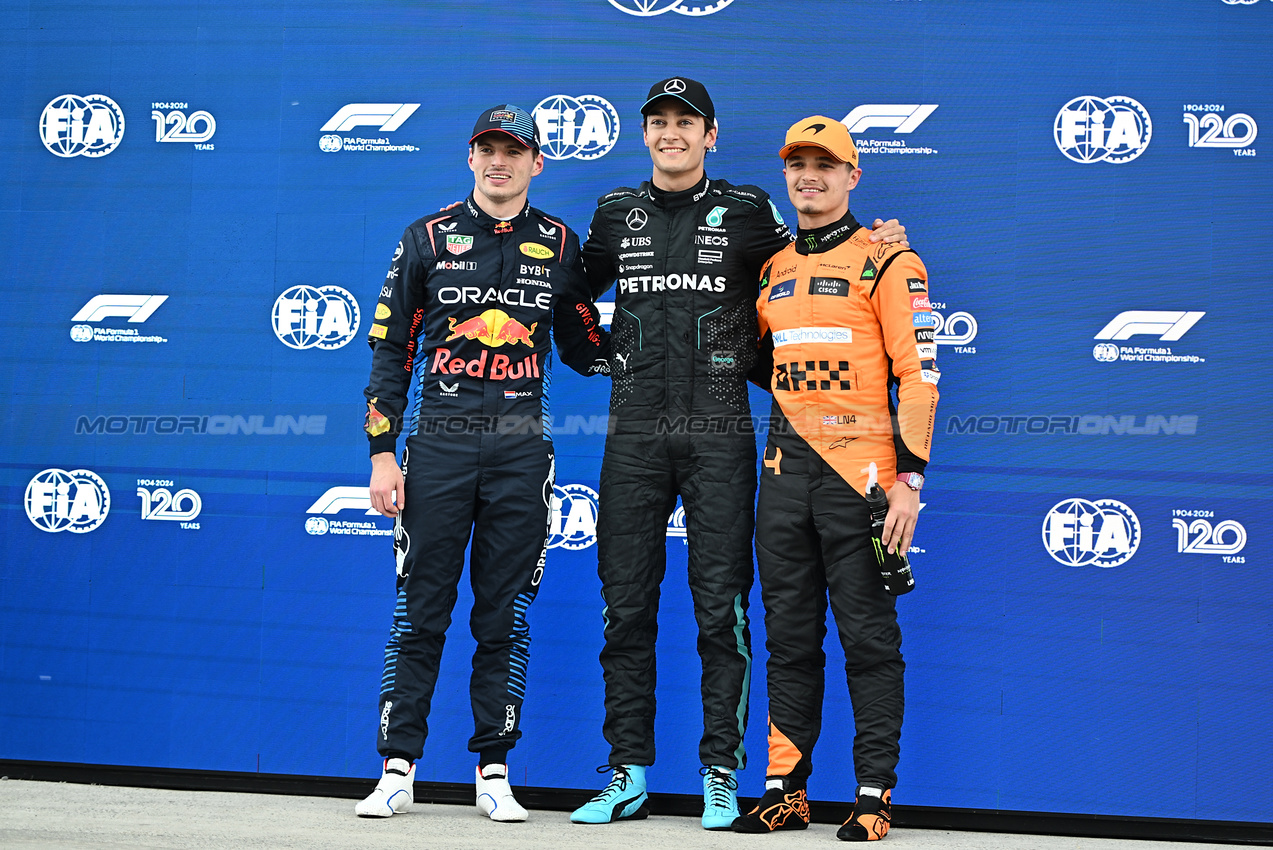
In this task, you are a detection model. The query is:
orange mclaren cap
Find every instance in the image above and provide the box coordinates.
[779,116,859,168]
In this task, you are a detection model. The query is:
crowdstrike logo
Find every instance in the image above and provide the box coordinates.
[1043,498,1141,568]
[533,95,620,160]
[548,484,599,550]
[40,94,125,157]
[25,468,111,533]
[607,0,734,15]
[272,285,361,350]
[1055,96,1152,163]
[70,295,170,344]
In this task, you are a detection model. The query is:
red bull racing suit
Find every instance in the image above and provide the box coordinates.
[580,175,792,769]
[753,209,937,792]
[364,194,608,766]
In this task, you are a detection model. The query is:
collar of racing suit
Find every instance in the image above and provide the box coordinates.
[644,174,711,209]
[794,208,862,255]
[463,192,533,233]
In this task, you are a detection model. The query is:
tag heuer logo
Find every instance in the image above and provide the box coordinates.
[446,234,474,255]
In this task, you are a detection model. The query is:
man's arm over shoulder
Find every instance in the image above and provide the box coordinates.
[581,188,636,300]
[871,247,939,474]
[553,224,612,377]
[727,184,793,276]
[364,222,433,457]
[748,253,781,391]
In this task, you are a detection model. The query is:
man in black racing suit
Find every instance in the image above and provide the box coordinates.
[569,78,907,830]
[355,104,608,823]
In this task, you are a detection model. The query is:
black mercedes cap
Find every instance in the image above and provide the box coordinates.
[469,104,539,150]
[641,77,715,124]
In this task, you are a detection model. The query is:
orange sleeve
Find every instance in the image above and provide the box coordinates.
[871,251,938,465]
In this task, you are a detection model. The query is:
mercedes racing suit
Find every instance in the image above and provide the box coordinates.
[581,175,792,769]
[364,195,608,765]
[753,209,937,791]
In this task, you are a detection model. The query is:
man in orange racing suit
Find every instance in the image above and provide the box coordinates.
[732,117,937,842]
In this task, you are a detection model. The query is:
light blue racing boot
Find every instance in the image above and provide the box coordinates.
[700,766,740,830]
[570,764,649,824]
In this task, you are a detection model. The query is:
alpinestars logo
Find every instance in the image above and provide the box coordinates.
[533,95,621,160]
[607,0,734,15]
[1055,96,1152,163]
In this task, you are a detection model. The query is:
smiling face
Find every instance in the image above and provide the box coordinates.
[782,145,862,229]
[468,131,544,217]
[642,98,717,192]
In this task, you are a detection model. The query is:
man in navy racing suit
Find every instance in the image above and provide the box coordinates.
[355,104,608,823]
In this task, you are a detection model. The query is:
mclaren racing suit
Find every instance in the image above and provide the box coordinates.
[581,175,792,769]
[364,195,608,766]
[753,210,937,791]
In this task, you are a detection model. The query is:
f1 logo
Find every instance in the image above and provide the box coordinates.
[306,486,379,515]
[1094,311,1205,341]
[320,104,420,133]
[841,104,938,134]
[72,295,168,323]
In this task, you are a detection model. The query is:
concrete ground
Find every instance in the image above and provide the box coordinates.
[0,779,1236,850]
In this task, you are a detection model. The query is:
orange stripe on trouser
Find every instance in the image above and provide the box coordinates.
[767,716,804,777]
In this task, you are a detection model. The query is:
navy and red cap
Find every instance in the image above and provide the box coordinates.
[470,104,539,151]
[641,77,715,124]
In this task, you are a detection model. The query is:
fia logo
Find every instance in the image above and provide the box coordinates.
[1042,498,1141,568]
[548,483,599,550]
[607,0,735,14]
[26,468,111,533]
[1055,96,1152,163]
[533,95,621,161]
[666,505,687,542]
[272,285,361,350]
[40,94,125,158]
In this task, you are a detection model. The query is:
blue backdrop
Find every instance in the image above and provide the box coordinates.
[2,0,1270,824]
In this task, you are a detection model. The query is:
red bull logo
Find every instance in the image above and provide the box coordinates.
[445,309,537,347]
[430,348,541,380]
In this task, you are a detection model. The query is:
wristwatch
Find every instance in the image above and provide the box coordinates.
[895,472,925,491]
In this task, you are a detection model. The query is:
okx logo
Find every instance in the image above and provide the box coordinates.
[40,94,125,157]
[1055,96,1152,163]
[1042,498,1141,568]
[26,468,111,533]
[533,95,620,161]
[272,285,361,350]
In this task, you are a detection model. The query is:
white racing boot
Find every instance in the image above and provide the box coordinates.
[476,763,528,822]
[354,758,415,817]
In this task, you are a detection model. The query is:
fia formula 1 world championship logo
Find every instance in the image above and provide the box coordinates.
[608,0,734,15]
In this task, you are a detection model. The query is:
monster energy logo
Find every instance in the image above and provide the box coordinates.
[804,235,818,250]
